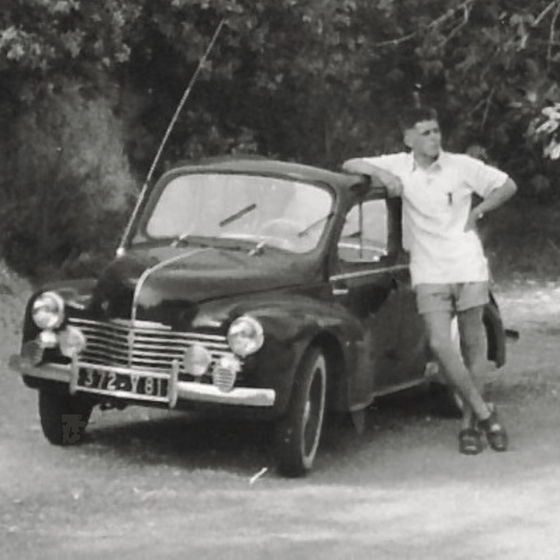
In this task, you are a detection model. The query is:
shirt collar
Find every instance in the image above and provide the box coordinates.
[409,150,448,172]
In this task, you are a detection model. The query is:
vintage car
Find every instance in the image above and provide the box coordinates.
[9,156,507,477]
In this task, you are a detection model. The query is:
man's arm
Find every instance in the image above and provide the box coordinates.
[465,177,517,231]
[342,158,403,197]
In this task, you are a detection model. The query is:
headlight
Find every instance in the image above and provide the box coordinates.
[227,316,264,357]
[32,291,65,330]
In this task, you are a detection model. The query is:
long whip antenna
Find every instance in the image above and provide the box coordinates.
[118,18,226,254]
[146,18,226,185]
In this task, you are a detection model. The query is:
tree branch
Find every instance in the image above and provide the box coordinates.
[372,31,417,49]
[548,1,560,66]
[533,0,560,28]
[437,2,473,47]
[480,86,495,131]
[371,0,476,49]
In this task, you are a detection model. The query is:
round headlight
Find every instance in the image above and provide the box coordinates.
[32,291,65,330]
[227,316,264,357]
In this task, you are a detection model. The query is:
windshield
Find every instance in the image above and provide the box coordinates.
[137,173,334,254]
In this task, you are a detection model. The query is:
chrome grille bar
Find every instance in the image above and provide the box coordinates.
[69,317,231,374]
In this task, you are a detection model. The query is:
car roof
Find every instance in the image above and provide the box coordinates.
[166,155,386,195]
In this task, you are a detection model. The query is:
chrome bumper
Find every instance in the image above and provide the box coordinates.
[8,355,276,408]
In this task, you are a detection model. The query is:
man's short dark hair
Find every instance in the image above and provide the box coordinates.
[398,106,439,131]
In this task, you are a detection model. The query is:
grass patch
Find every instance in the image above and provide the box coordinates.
[482,197,560,285]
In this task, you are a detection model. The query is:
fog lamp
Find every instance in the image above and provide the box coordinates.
[227,316,264,357]
[32,291,65,330]
[184,344,212,377]
[58,326,87,358]
[39,329,58,348]
[212,355,242,392]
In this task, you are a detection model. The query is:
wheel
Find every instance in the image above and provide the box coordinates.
[274,347,327,477]
[430,316,466,418]
[38,389,93,445]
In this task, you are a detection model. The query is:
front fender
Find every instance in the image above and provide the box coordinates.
[197,290,358,415]
[21,279,97,344]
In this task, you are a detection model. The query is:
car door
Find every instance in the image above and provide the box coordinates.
[384,197,428,384]
[331,197,423,409]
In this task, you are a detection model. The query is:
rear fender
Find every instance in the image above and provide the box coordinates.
[484,297,506,367]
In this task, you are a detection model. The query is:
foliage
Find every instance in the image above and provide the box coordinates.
[0,84,134,279]
[528,103,560,159]
[0,0,137,102]
[106,0,560,176]
[3,0,560,277]
[404,0,560,197]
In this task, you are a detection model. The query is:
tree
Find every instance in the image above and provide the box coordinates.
[3,0,560,278]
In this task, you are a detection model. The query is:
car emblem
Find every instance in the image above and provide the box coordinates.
[101,300,110,313]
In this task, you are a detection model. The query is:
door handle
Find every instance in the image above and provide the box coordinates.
[332,282,349,296]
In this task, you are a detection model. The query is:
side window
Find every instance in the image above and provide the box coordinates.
[338,199,389,263]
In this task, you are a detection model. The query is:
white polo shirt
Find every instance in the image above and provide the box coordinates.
[361,151,508,286]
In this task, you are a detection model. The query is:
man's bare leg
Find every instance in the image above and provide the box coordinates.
[457,306,488,429]
[422,310,492,423]
[456,305,509,450]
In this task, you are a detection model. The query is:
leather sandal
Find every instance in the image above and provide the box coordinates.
[479,409,508,452]
[458,427,483,455]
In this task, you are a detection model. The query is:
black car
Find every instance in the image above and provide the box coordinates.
[9,156,507,476]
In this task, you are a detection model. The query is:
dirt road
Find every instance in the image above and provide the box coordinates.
[1,280,560,560]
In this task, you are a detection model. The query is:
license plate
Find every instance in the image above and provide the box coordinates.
[76,367,169,400]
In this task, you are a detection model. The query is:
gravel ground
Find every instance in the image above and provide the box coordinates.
[1,274,560,560]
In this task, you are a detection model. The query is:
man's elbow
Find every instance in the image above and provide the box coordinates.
[342,158,364,174]
[505,177,518,198]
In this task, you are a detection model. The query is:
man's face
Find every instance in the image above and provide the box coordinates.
[404,119,442,160]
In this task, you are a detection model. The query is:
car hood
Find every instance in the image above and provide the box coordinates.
[91,245,318,325]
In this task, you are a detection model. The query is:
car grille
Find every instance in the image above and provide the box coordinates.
[68,317,233,375]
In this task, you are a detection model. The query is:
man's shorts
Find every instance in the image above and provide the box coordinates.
[415,282,489,315]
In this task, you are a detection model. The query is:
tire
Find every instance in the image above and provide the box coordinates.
[274,347,327,478]
[38,390,93,445]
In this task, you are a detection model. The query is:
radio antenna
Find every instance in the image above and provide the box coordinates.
[118,17,226,255]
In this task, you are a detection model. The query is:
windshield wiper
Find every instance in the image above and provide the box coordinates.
[171,232,219,249]
[171,230,192,248]
[248,212,334,257]
[248,240,267,257]
[297,212,334,238]
[219,203,257,228]
[171,203,258,247]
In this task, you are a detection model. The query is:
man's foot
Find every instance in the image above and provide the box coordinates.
[458,428,483,455]
[479,408,508,452]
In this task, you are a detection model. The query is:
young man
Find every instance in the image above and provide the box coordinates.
[342,107,517,454]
